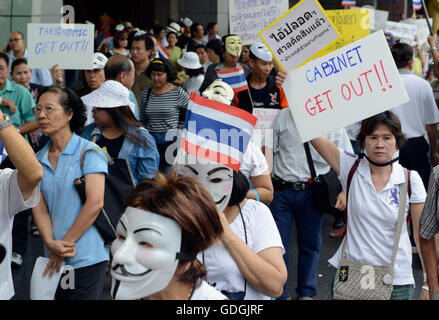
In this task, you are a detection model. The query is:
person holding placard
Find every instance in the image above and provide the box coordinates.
[310,111,426,300]
[263,108,352,300]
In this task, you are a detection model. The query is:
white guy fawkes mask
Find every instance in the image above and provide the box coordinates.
[202,79,235,106]
[110,207,182,300]
[176,154,234,212]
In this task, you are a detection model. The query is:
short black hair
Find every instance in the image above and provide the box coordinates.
[131,34,155,52]
[11,58,28,73]
[185,67,204,77]
[206,39,223,57]
[37,86,87,135]
[146,58,177,83]
[190,23,203,37]
[391,43,413,69]
[357,111,407,150]
[206,22,217,32]
[227,170,250,207]
[0,52,9,67]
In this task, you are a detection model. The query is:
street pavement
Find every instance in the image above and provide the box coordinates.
[11,214,424,300]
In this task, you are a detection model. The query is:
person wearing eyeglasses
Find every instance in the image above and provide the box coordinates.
[109,29,130,57]
[7,31,53,87]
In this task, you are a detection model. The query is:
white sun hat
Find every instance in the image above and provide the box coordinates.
[167,22,181,35]
[250,42,273,62]
[81,80,136,117]
[178,52,202,70]
[92,52,108,70]
[115,24,125,31]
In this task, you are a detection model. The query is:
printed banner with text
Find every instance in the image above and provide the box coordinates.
[229,0,289,45]
[27,23,94,70]
[259,0,340,72]
[283,31,409,143]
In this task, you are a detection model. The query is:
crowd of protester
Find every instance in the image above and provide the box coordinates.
[0,11,439,302]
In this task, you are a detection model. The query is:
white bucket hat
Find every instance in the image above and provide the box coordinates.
[115,24,125,32]
[167,22,181,35]
[178,52,202,70]
[81,80,136,117]
[92,52,108,70]
[250,42,273,62]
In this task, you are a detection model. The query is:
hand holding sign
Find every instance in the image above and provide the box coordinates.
[284,31,409,143]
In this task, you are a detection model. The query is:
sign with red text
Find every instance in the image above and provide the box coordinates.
[259,0,340,72]
[27,23,94,70]
[283,31,409,143]
[252,108,281,147]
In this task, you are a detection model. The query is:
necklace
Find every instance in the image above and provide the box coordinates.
[187,282,195,300]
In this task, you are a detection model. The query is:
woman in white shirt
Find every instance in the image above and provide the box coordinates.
[310,111,426,300]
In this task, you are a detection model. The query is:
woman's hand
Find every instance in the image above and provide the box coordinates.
[334,191,347,212]
[43,252,66,278]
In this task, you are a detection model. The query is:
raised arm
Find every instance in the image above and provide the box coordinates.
[309,137,341,175]
[0,110,43,199]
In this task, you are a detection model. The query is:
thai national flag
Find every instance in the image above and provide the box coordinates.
[157,42,170,59]
[412,0,422,10]
[216,66,249,94]
[0,140,7,164]
[341,0,356,6]
[178,92,257,172]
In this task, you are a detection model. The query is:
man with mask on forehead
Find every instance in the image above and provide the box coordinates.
[110,171,227,300]
[174,90,287,300]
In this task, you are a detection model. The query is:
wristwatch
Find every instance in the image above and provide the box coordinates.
[0,114,12,131]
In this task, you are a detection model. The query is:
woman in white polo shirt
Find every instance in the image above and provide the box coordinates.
[310,111,426,300]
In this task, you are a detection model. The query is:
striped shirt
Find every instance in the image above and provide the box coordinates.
[420,166,439,239]
[140,86,189,133]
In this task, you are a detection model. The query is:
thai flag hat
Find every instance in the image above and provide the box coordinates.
[177,92,257,172]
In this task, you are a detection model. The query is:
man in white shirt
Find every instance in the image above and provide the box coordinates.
[0,109,43,299]
[391,43,439,188]
[263,108,352,300]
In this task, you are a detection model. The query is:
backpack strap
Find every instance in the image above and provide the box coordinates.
[342,158,361,238]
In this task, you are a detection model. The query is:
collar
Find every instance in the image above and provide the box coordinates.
[357,158,406,191]
[0,80,15,93]
[62,133,82,155]
[398,69,414,75]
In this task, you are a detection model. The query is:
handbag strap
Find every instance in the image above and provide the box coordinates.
[79,143,114,171]
[303,142,317,180]
[341,168,409,268]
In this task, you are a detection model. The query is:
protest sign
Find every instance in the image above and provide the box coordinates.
[402,18,433,46]
[27,23,94,70]
[259,0,339,72]
[384,21,417,45]
[229,0,289,45]
[283,31,409,143]
[311,9,370,59]
[252,108,280,146]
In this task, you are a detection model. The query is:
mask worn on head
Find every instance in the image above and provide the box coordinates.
[202,79,234,105]
[110,207,192,300]
[225,35,243,57]
[176,154,234,212]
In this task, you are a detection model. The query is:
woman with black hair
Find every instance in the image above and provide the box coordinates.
[81,81,159,184]
[140,58,189,171]
[32,86,109,300]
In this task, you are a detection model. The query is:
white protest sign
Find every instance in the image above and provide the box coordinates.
[283,31,409,143]
[259,0,340,72]
[385,21,417,43]
[402,18,433,46]
[27,24,94,70]
[252,108,281,147]
[229,0,289,45]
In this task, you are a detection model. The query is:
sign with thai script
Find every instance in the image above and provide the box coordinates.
[229,0,289,45]
[27,23,94,70]
[312,9,370,58]
[252,108,280,147]
[402,18,433,47]
[259,0,340,72]
[283,31,409,143]
[385,21,417,44]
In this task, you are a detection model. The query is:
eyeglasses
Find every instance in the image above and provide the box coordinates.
[9,38,23,43]
[32,105,58,115]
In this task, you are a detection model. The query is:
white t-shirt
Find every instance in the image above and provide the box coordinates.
[183,75,205,96]
[191,280,229,300]
[391,71,439,138]
[328,149,426,285]
[0,169,40,300]
[199,200,284,300]
[240,141,269,179]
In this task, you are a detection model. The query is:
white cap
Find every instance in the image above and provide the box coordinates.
[125,21,133,28]
[250,42,273,62]
[182,17,193,27]
[81,80,136,117]
[92,52,108,69]
[178,52,202,70]
[167,22,181,35]
[115,24,125,32]
[135,30,147,37]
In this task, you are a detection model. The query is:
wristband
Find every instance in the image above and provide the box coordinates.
[251,188,260,202]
